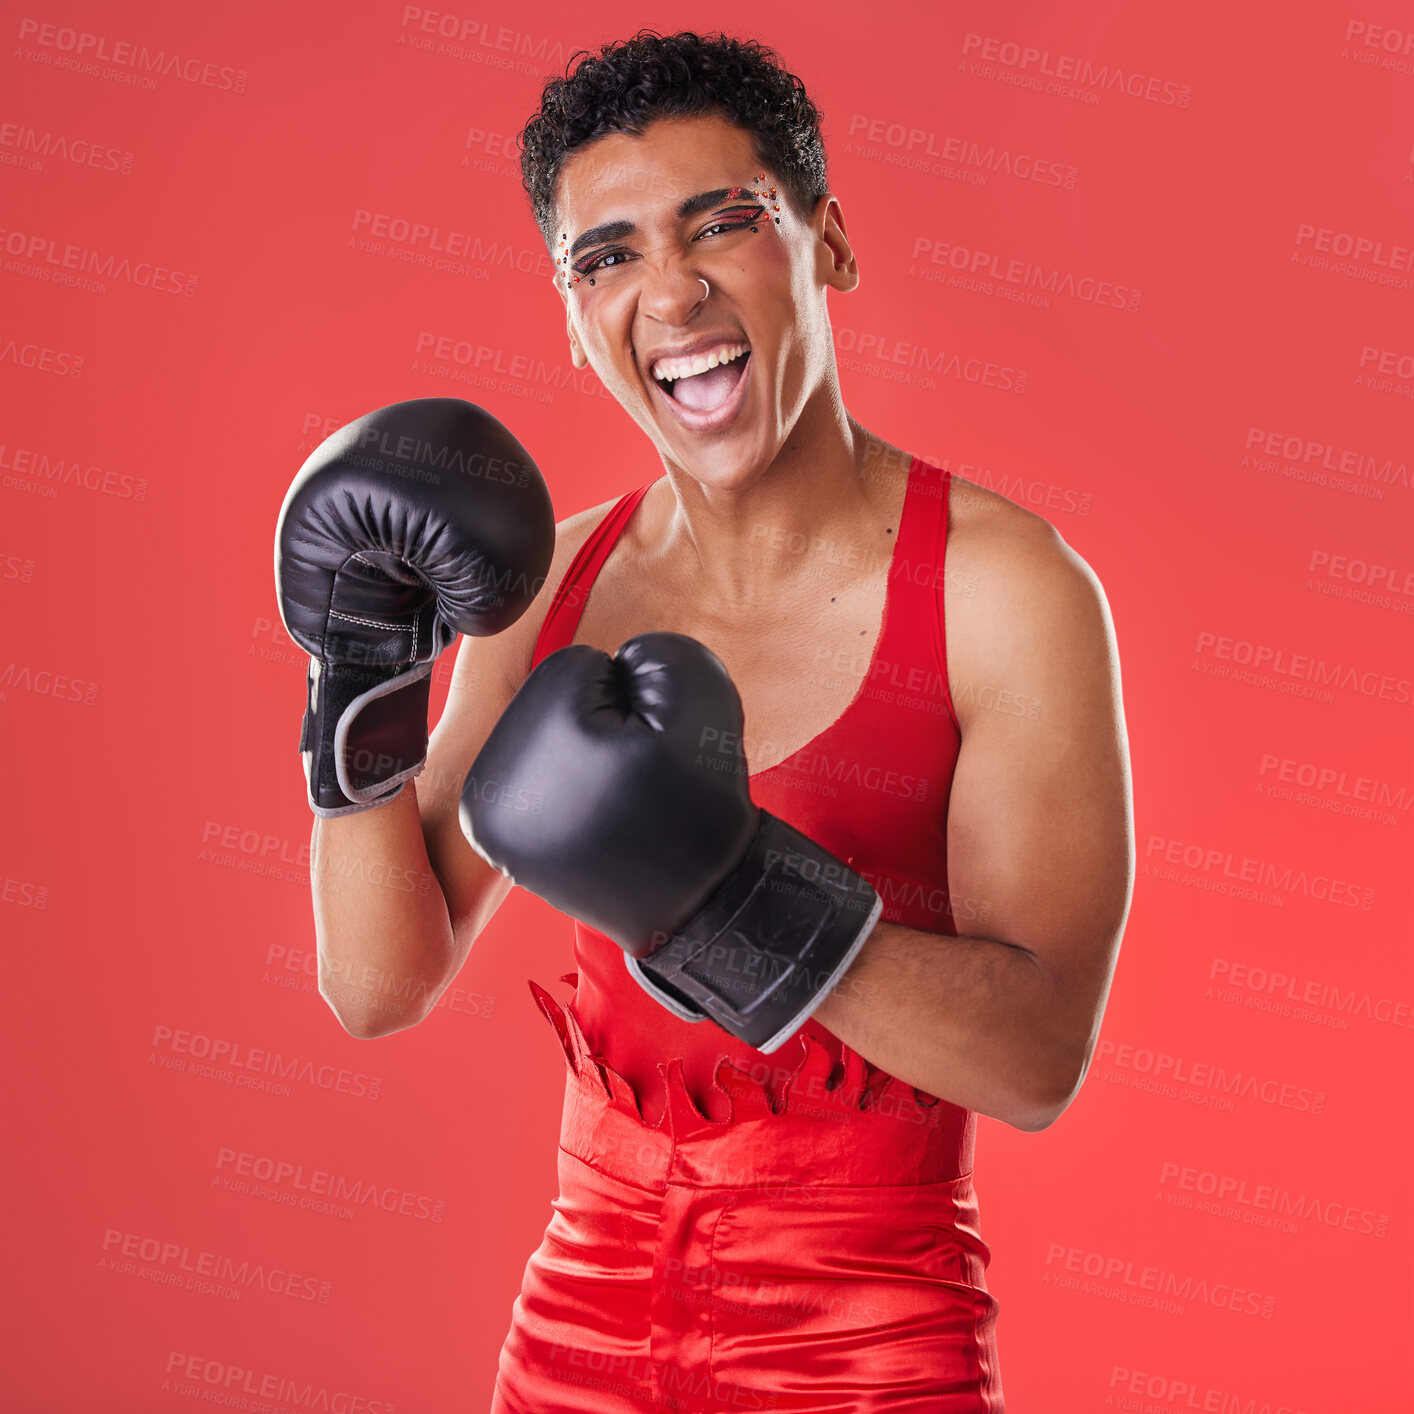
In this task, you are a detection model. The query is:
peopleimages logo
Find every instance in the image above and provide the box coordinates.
[162,1353,394,1413]
[1307,549,1414,601]
[1158,1161,1391,1238]
[0,338,85,380]
[1294,223,1412,273]
[959,33,1193,107]
[834,326,1028,394]
[395,6,575,76]
[0,662,99,706]
[0,441,145,497]
[214,1147,447,1223]
[2,877,48,909]
[0,121,135,174]
[1044,1244,1276,1318]
[843,114,1077,189]
[1209,958,1412,1031]
[1257,752,1411,814]
[14,18,249,93]
[0,225,197,295]
[100,1229,332,1303]
[1193,629,1412,708]
[909,237,1142,312]
[148,1025,383,1101]
[1108,1365,1308,1414]
[349,208,552,278]
[1143,833,1375,911]
[1093,1040,1326,1116]
[1243,426,1410,496]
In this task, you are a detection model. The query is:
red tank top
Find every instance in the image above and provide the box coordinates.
[530,455,964,1134]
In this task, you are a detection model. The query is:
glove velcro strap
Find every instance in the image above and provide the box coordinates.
[301,658,435,817]
[623,954,709,1024]
[632,811,883,1053]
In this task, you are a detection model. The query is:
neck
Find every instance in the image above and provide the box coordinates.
[656,395,901,613]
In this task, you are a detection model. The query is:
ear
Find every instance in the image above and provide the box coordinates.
[555,279,590,370]
[812,193,860,295]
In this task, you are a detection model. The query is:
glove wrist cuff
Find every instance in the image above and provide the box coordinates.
[633,810,882,1053]
[301,658,435,815]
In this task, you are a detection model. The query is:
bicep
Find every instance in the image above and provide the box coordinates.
[945,536,1133,1033]
[418,627,527,952]
[416,501,608,954]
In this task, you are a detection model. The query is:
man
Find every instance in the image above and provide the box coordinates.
[284,29,1132,1413]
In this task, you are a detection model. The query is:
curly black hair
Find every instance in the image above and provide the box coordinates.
[518,29,829,250]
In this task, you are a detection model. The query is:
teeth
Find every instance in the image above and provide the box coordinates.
[652,342,748,384]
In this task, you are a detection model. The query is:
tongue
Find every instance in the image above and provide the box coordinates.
[672,357,745,413]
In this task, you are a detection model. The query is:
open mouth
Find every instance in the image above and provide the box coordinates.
[654,345,751,416]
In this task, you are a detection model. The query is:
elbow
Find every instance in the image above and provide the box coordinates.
[1005,1094,1064,1133]
[1007,1098,1068,1133]
[320,978,426,1040]
[328,1005,416,1040]
[1009,1050,1090,1133]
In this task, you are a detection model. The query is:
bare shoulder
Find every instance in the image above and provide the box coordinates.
[945,473,1119,726]
[948,472,1107,592]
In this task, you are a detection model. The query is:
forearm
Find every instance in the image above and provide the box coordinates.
[811,920,1085,1131]
[310,785,456,1037]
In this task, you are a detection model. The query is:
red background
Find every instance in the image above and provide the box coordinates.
[2,2,1411,1410]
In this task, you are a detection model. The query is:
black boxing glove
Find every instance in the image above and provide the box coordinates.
[459,632,882,1053]
[275,398,554,817]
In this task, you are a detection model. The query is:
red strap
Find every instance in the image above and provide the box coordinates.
[530,484,653,669]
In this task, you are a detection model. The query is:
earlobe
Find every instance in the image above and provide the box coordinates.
[566,322,588,370]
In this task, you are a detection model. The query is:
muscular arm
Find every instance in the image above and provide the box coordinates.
[812,518,1134,1131]
[309,624,529,1038]
[312,504,607,1038]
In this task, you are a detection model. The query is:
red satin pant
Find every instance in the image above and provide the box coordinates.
[490,988,1004,1412]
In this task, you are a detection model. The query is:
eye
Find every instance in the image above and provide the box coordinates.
[573,206,765,278]
[578,248,631,276]
[699,206,765,239]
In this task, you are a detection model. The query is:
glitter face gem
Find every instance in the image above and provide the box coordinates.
[726,173,781,232]
[558,231,580,290]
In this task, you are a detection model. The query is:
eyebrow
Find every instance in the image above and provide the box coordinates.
[567,186,749,260]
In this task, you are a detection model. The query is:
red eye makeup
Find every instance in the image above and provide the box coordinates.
[557,173,781,290]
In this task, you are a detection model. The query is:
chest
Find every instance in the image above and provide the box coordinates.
[570,540,902,776]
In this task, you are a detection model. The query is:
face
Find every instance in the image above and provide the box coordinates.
[552,113,855,489]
